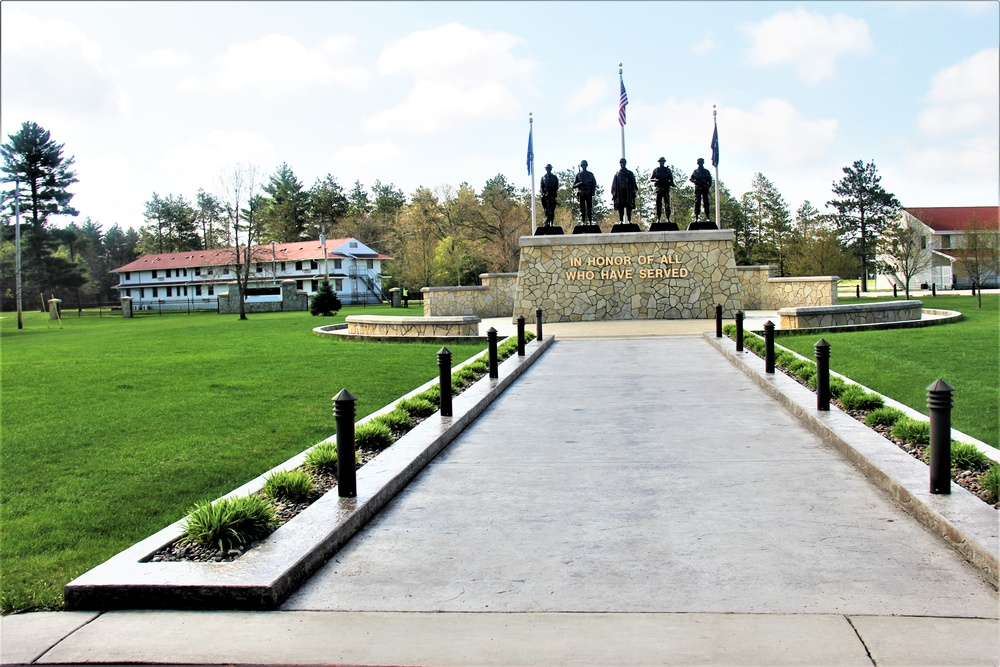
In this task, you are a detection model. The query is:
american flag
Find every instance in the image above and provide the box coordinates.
[618,71,628,127]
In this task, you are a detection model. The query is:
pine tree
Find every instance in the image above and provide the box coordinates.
[310,279,342,316]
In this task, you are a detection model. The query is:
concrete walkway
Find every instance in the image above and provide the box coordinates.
[3,335,998,666]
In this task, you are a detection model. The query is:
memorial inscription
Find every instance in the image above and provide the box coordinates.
[565,254,691,281]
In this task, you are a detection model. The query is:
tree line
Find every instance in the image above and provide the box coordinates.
[4,120,995,312]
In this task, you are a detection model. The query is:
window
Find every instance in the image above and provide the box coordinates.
[125,289,131,297]
[125,272,131,280]
[280,262,286,271]
[166,269,171,278]
[310,260,318,270]
[195,285,202,296]
[151,269,158,278]
[207,269,214,275]
[367,259,374,269]
[152,287,159,297]
[195,267,201,276]
[182,268,188,277]
[335,279,343,291]
[207,285,214,296]
[166,287,172,297]
[183,286,188,296]
[941,235,952,249]
[256,263,263,273]
[295,261,303,271]
[296,280,303,290]
[140,288,145,298]
[333,259,342,269]
[349,241,358,248]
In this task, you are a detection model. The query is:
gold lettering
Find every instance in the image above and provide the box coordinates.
[571,257,582,267]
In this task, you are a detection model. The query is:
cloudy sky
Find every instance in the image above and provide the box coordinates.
[2,1,997,232]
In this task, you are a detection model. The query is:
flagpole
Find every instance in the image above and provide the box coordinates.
[712,106,720,229]
[528,113,536,234]
[15,177,23,329]
[619,64,626,160]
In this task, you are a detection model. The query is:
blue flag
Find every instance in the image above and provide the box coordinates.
[526,124,533,176]
[711,121,719,168]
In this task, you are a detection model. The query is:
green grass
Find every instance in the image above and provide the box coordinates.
[0,306,483,611]
[777,294,998,448]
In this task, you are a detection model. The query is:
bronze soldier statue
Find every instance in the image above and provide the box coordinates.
[611,158,637,223]
[540,164,559,226]
[573,160,597,224]
[690,157,713,221]
[650,157,675,222]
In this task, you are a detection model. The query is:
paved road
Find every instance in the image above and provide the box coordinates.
[284,336,996,616]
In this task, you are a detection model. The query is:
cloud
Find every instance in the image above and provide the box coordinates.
[329,140,407,172]
[367,23,535,135]
[741,8,872,84]
[159,131,276,194]
[918,48,999,137]
[133,49,193,70]
[179,33,366,96]
[0,8,130,118]
[893,134,1000,206]
[692,35,716,55]
[565,78,609,114]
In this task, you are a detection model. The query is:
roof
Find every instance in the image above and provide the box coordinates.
[904,207,999,232]
[112,239,390,273]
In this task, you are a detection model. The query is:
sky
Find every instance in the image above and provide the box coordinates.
[2,1,997,233]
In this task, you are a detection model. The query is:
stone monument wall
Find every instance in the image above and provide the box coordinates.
[422,273,517,318]
[217,279,308,314]
[736,266,837,310]
[512,231,744,321]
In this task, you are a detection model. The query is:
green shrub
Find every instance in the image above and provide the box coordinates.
[397,397,436,419]
[794,364,816,383]
[786,358,811,375]
[864,407,907,427]
[775,350,797,368]
[375,408,414,433]
[417,384,441,407]
[892,418,930,444]
[829,376,847,398]
[743,333,764,354]
[181,495,276,551]
[951,442,990,471]
[309,279,342,317]
[466,357,490,374]
[355,420,394,451]
[980,464,1000,503]
[454,366,480,384]
[305,442,338,473]
[838,384,885,411]
[451,376,468,393]
[263,469,314,502]
[722,323,736,337]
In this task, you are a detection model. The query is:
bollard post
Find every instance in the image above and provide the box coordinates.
[536,307,543,341]
[735,311,744,352]
[333,389,357,498]
[715,304,722,338]
[815,339,830,411]
[928,379,953,494]
[764,321,775,373]
[855,285,860,299]
[517,315,526,356]
[931,283,936,297]
[893,284,897,298]
[972,284,977,296]
[438,347,453,417]
[487,327,499,378]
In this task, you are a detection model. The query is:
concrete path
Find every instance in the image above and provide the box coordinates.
[3,336,997,666]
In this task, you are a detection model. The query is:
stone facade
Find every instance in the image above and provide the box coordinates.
[217,280,308,314]
[778,300,922,329]
[736,266,838,310]
[512,231,744,321]
[422,273,517,318]
[345,315,480,337]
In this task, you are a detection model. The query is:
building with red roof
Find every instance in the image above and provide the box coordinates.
[112,238,390,310]
[876,207,999,290]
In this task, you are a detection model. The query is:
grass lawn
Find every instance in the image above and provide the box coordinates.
[776,293,999,448]
[0,305,483,612]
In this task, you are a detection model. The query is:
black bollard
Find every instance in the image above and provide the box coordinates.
[856,285,860,299]
[487,327,499,379]
[333,389,357,498]
[438,347,453,417]
[517,315,526,356]
[893,284,897,298]
[815,339,830,411]
[931,283,936,297]
[735,311,744,352]
[972,284,977,296]
[928,379,953,494]
[764,321,775,373]
[715,304,723,338]
[536,307,543,341]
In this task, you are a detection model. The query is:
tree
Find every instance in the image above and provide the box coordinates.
[955,215,1000,308]
[741,173,792,273]
[196,189,226,249]
[261,163,309,243]
[137,193,200,255]
[880,214,933,298]
[828,160,901,292]
[309,279,342,316]
[307,174,349,240]
[0,121,85,302]
[218,163,263,320]
[473,174,530,272]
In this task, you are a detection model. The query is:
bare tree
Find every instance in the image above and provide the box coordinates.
[880,214,933,299]
[956,215,1000,308]
[218,163,263,320]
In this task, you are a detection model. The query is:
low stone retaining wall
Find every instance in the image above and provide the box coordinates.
[778,300,922,329]
[218,280,307,314]
[346,315,481,337]
[736,266,838,309]
[422,273,517,318]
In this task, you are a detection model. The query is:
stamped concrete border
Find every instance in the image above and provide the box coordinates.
[706,332,999,586]
[64,336,554,611]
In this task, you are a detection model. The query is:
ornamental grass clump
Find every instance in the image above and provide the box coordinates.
[397,396,436,419]
[981,464,1000,503]
[376,408,413,434]
[466,357,490,374]
[775,350,798,368]
[864,406,907,428]
[181,495,276,552]
[263,469,314,502]
[305,441,338,473]
[355,420,394,451]
[891,417,930,444]
[417,385,441,407]
[838,384,885,411]
[950,442,990,472]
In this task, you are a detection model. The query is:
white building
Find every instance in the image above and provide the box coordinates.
[875,206,999,290]
[112,238,390,310]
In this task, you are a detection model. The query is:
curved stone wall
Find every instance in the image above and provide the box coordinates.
[345,315,481,337]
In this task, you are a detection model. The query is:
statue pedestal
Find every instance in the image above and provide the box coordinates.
[688,220,719,230]
[513,229,743,322]
[648,221,679,232]
[572,224,603,235]
[610,223,642,233]
[534,225,564,236]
